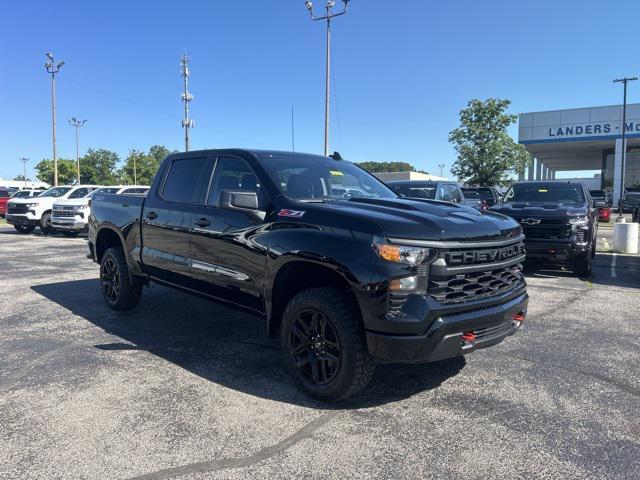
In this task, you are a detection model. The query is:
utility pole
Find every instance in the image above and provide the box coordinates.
[180,53,194,152]
[305,0,351,156]
[613,77,637,219]
[68,118,87,184]
[19,158,29,189]
[44,53,64,186]
[438,164,446,177]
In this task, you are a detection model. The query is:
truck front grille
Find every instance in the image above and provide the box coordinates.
[520,219,571,240]
[427,237,526,305]
[8,204,29,214]
[52,209,77,218]
[428,264,523,304]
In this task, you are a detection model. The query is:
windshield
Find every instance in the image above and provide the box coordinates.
[260,154,396,201]
[11,191,31,198]
[391,184,437,199]
[461,189,480,199]
[88,187,121,197]
[39,187,72,198]
[504,184,585,203]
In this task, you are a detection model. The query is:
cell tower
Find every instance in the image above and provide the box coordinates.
[180,53,194,152]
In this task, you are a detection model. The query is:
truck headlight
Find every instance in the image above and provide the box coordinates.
[373,239,430,266]
[569,216,589,229]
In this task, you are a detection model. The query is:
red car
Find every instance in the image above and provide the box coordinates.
[0,188,11,217]
[597,206,611,223]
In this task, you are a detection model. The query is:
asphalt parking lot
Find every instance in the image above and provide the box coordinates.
[1,226,639,479]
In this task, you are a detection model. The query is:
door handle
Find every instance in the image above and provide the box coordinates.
[194,217,210,227]
[146,211,157,220]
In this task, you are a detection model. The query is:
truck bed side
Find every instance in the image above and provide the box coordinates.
[89,193,147,276]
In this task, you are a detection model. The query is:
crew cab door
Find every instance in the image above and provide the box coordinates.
[189,155,270,312]
[141,155,212,286]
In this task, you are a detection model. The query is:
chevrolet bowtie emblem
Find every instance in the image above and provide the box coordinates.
[520,218,541,225]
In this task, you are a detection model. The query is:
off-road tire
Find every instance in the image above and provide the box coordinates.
[280,287,375,401]
[100,247,143,311]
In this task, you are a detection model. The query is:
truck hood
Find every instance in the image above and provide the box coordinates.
[313,197,521,241]
[53,198,89,208]
[491,201,588,219]
[9,197,59,206]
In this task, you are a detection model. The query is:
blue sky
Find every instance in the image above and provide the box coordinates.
[1,0,639,181]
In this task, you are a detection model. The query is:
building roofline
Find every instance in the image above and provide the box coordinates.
[519,103,640,116]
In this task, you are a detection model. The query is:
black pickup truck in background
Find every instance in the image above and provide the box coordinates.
[490,181,598,276]
[89,149,528,401]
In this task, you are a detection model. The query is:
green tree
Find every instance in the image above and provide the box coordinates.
[14,174,30,181]
[119,145,171,185]
[449,98,529,186]
[356,161,417,173]
[79,149,120,184]
[34,159,78,185]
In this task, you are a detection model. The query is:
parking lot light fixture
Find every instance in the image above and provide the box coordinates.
[68,118,87,184]
[305,0,351,157]
[45,53,64,186]
[613,76,638,220]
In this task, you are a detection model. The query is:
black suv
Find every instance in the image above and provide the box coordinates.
[490,181,597,275]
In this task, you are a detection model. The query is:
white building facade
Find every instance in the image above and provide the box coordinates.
[518,103,640,203]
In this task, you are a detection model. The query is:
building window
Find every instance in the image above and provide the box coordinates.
[601,147,640,191]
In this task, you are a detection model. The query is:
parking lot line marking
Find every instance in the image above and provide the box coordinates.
[603,238,610,250]
[611,253,617,278]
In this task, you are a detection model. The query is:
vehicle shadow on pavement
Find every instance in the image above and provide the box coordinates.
[31,279,465,409]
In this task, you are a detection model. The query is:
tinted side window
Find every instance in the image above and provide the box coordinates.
[437,184,450,201]
[450,185,462,203]
[207,157,261,206]
[163,158,209,204]
[0,191,9,198]
[69,188,88,199]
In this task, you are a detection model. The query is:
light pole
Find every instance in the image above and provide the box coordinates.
[305,0,350,156]
[438,164,446,177]
[68,118,87,184]
[613,77,637,219]
[45,53,64,186]
[19,158,29,189]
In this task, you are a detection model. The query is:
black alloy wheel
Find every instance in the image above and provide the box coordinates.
[288,309,342,386]
[101,256,120,303]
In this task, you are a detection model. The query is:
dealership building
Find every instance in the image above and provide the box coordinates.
[518,103,640,203]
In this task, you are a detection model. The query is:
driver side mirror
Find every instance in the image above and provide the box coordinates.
[219,190,265,220]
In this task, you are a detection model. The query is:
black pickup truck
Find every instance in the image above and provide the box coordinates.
[89,149,528,400]
[490,181,598,275]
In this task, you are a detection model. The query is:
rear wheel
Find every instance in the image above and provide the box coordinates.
[280,287,375,401]
[14,225,35,234]
[40,212,52,235]
[100,247,143,310]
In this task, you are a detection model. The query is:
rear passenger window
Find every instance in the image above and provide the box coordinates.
[69,188,88,198]
[163,158,209,203]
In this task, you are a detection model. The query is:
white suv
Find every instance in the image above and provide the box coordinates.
[51,185,149,235]
[6,185,101,234]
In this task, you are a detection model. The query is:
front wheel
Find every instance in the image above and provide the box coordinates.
[40,212,52,235]
[14,225,35,234]
[574,253,592,276]
[280,287,375,401]
[100,247,143,310]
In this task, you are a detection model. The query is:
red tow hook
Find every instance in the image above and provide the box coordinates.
[461,331,476,343]
[512,311,526,327]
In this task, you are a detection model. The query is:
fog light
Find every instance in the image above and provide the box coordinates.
[389,275,418,291]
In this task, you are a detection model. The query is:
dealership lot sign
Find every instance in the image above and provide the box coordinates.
[519,104,640,144]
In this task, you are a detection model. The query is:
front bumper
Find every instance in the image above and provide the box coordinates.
[51,217,88,231]
[5,214,39,227]
[366,291,528,364]
[524,239,589,263]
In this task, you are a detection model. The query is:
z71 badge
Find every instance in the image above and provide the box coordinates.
[277,209,306,218]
